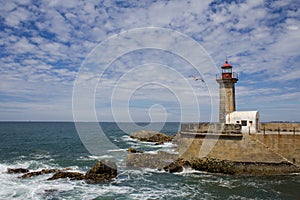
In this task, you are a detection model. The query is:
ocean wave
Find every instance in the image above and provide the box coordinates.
[90,154,113,160]
[107,148,127,152]
[121,135,137,142]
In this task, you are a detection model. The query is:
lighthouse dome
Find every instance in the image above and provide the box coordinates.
[222,59,232,68]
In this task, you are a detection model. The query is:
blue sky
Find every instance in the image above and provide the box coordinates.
[0,0,299,122]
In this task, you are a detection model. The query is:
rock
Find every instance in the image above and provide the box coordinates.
[130,130,173,144]
[163,158,191,173]
[127,148,144,153]
[48,172,85,180]
[155,141,164,145]
[17,160,118,183]
[126,151,178,169]
[7,168,29,174]
[20,169,60,179]
[189,157,236,175]
[85,160,117,183]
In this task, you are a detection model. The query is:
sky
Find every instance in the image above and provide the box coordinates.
[0,0,299,122]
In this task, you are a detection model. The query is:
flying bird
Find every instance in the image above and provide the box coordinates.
[190,75,205,82]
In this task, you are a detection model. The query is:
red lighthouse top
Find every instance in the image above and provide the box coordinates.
[216,58,238,80]
[222,58,232,68]
[221,58,236,79]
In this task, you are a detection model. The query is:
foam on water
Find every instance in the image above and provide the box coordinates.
[1,158,299,199]
[120,135,137,142]
[107,148,127,152]
[1,122,299,199]
[0,161,134,199]
[86,155,114,160]
[174,167,205,175]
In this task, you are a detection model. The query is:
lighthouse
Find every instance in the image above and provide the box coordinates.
[216,59,238,123]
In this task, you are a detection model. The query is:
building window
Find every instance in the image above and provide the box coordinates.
[223,68,232,73]
[236,121,240,124]
[241,120,247,126]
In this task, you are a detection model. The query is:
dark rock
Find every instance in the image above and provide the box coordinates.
[48,172,85,180]
[7,168,29,174]
[130,130,173,144]
[127,147,144,153]
[85,160,117,183]
[17,160,118,183]
[163,158,191,173]
[20,169,60,178]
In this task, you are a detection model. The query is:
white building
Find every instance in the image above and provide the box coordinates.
[226,111,260,133]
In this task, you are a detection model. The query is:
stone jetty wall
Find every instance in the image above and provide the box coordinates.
[181,122,300,133]
[179,133,300,167]
[180,123,241,133]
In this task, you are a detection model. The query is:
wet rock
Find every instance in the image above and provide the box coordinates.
[189,157,236,175]
[20,169,60,178]
[234,161,300,175]
[126,151,178,169]
[130,130,173,144]
[127,147,144,153]
[16,160,118,183]
[155,141,164,145]
[163,158,191,173]
[7,168,29,174]
[85,160,117,183]
[48,171,85,181]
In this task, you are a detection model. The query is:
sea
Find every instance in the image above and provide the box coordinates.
[0,122,299,200]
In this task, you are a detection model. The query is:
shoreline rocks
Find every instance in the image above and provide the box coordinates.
[85,160,117,183]
[20,169,60,178]
[126,151,178,170]
[163,158,191,173]
[8,160,117,183]
[130,130,173,144]
[48,171,85,181]
[126,152,300,176]
[7,168,29,174]
[127,147,144,154]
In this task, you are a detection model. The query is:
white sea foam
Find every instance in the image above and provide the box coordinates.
[145,150,159,154]
[121,135,137,142]
[0,161,136,199]
[87,155,114,160]
[107,148,127,152]
[174,167,203,175]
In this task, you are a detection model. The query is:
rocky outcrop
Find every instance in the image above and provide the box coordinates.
[176,158,300,175]
[127,152,300,175]
[85,160,117,183]
[48,171,85,180]
[163,158,191,173]
[233,161,300,176]
[14,160,117,183]
[189,157,236,174]
[127,147,144,153]
[7,168,29,174]
[130,130,173,144]
[20,169,60,178]
[126,151,178,170]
